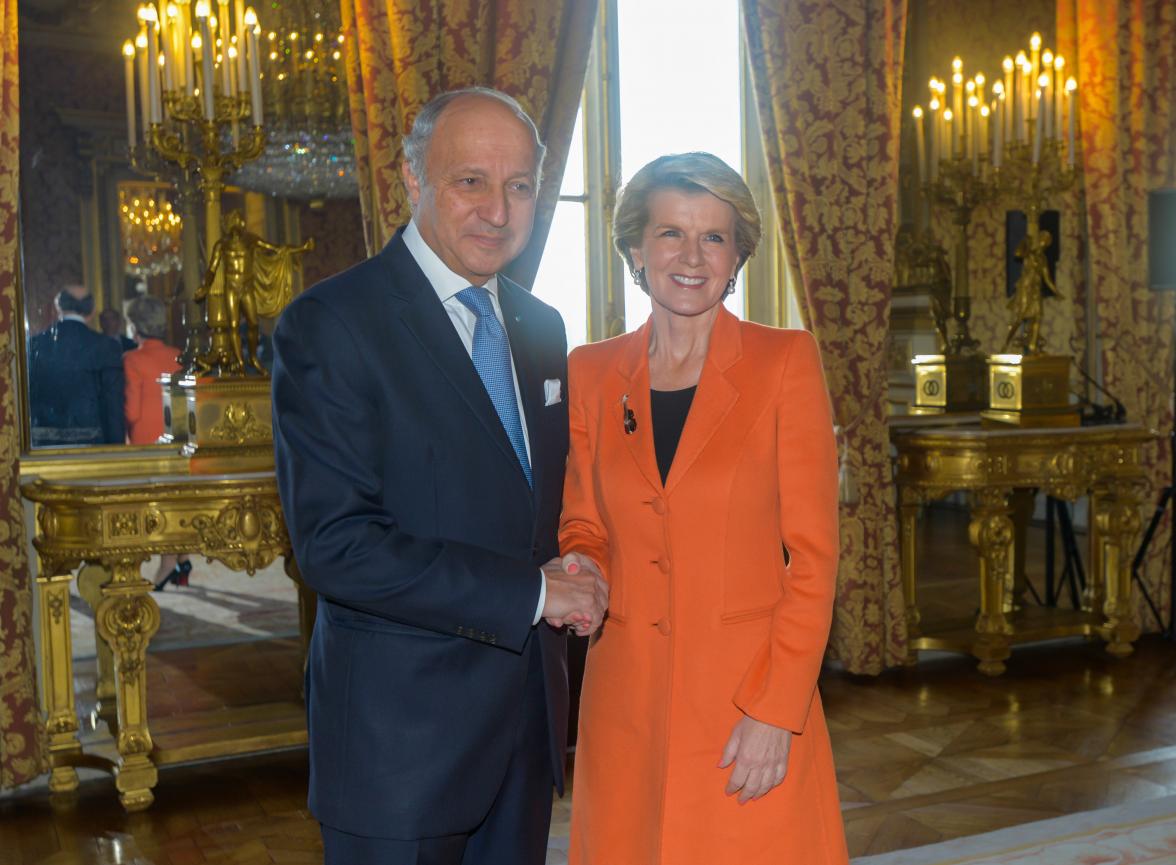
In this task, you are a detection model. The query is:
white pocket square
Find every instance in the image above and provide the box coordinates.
[544,379,562,406]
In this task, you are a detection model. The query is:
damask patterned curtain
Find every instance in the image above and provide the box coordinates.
[340,0,598,288]
[742,0,909,674]
[0,0,41,788]
[1057,0,1176,627]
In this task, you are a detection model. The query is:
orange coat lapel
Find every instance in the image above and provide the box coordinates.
[663,308,741,494]
[614,319,663,493]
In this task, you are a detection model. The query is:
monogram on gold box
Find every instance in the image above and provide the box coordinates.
[982,353,1080,427]
[911,353,989,414]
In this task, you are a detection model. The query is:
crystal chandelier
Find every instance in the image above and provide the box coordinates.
[229,0,356,199]
[120,186,184,278]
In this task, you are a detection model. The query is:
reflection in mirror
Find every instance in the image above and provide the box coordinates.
[18,5,368,454]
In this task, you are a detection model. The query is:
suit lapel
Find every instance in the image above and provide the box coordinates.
[380,234,524,478]
[664,309,742,494]
[498,279,544,494]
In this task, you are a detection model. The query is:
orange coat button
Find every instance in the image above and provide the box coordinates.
[656,558,671,574]
[655,618,672,636]
[650,498,666,515]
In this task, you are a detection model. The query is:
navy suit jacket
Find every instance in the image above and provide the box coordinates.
[272,229,570,840]
[28,320,126,446]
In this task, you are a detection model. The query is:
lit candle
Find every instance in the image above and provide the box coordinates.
[157,4,174,92]
[979,104,989,159]
[1054,55,1065,140]
[1018,53,1031,142]
[1038,72,1051,142]
[943,109,954,161]
[174,1,189,91]
[136,29,149,138]
[993,97,1003,168]
[952,59,963,155]
[196,2,215,119]
[189,33,200,98]
[123,40,137,149]
[1030,32,1041,89]
[220,45,231,95]
[967,93,979,168]
[928,98,940,181]
[1033,89,1043,164]
[913,106,926,186]
[1066,77,1077,167]
[1002,56,1014,141]
[144,8,160,124]
[245,8,263,125]
[234,0,246,89]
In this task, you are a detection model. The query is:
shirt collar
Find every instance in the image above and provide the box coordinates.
[60,314,88,325]
[403,218,499,305]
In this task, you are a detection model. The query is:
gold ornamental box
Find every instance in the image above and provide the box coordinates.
[177,375,275,473]
[982,353,1080,427]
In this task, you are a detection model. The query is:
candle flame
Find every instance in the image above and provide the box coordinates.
[227,45,238,58]
[1003,56,1014,72]
[135,31,148,48]
[968,95,979,108]
[1042,49,1053,66]
[191,33,203,49]
[980,105,990,117]
[123,40,136,57]
[913,106,924,118]
[952,72,963,85]
[195,0,210,18]
[1030,33,1042,50]
[975,72,985,87]
[1038,72,1050,88]
[943,109,954,121]
[1065,77,1077,92]
[167,3,179,17]
[993,81,1005,95]
[1016,50,1029,68]
[929,98,940,111]
[1054,55,1065,70]
[952,57,963,72]
[243,7,258,26]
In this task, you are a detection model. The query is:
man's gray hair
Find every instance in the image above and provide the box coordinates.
[402,87,546,188]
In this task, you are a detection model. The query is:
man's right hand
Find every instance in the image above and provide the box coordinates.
[541,553,608,636]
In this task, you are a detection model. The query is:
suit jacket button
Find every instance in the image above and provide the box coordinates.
[650,498,666,515]
[656,558,671,574]
[654,618,672,636]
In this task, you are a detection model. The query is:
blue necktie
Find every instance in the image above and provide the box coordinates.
[456,286,533,488]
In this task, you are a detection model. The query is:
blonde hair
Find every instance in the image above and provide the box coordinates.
[612,152,762,282]
[126,295,168,340]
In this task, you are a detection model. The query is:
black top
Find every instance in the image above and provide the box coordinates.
[651,386,697,485]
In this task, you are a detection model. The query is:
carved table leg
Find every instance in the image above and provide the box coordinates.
[899,488,922,665]
[1008,488,1036,612]
[76,562,117,728]
[95,557,160,811]
[1093,483,1143,658]
[970,488,1014,676]
[36,557,81,794]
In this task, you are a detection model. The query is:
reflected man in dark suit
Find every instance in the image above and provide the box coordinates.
[272,88,607,865]
[28,285,125,446]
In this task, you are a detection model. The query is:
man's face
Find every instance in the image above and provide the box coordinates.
[402,97,539,285]
[99,310,122,337]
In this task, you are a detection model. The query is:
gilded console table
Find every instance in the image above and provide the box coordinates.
[23,473,310,811]
[892,423,1154,675]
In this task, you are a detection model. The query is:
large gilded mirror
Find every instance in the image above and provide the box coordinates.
[17,0,367,456]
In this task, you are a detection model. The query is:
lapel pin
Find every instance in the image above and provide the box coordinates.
[622,393,637,435]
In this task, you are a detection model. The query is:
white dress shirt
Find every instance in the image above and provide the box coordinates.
[402,220,547,625]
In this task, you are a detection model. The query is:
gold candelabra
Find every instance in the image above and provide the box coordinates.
[124,1,268,377]
[909,33,1080,416]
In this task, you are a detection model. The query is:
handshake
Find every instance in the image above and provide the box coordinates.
[540,553,609,637]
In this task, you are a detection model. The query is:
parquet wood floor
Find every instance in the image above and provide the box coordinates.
[2,506,1173,863]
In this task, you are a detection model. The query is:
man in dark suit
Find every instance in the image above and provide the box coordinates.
[272,88,607,865]
[28,285,126,446]
[100,307,138,353]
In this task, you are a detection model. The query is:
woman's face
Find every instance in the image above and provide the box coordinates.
[631,187,740,321]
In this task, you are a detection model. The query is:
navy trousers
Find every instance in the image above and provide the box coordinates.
[321,635,554,865]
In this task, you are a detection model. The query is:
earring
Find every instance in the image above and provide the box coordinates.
[725,277,736,296]
[631,267,646,287]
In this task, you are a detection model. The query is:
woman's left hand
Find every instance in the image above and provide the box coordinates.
[718,715,793,803]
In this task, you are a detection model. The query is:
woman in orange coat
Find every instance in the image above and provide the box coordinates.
[560,153,847,864]
[124,295,190,590]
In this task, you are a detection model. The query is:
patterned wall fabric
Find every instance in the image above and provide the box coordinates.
[339,0,598,288]
[742,0,910,674]
[0,0,41,788]
[1057,0,1176,627]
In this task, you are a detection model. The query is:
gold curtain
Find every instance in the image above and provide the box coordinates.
[742,0,909,673]
[339,0,598,287]
[1057,0,1176,627]
[0,0,41,788]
